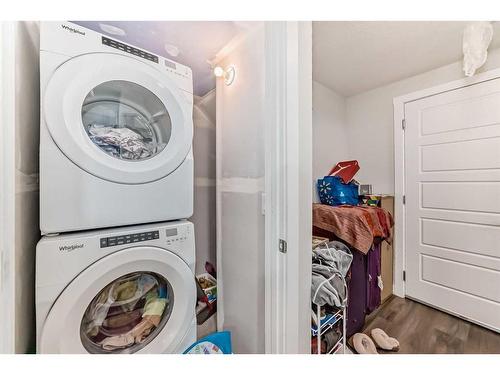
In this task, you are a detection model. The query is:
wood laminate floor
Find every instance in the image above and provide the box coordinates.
[360,296,500,354]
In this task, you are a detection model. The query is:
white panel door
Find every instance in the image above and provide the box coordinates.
[405,78,500,332]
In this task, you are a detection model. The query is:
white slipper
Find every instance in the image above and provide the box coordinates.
[352,333,378,354]
[370,328,400,351]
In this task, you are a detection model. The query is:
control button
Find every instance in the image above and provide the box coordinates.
[100,238,108,248]
[153,231,159,239]
[108,239,117,247]
[117,240,124,245]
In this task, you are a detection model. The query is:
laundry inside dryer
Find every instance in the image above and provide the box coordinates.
[82,80,171,161]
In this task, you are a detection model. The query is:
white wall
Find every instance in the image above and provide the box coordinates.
[14,21,39,355]
[345,47,500,195]
[0,21,40,354]
[216,26,266,354]
[312,81,349,200]
[192,90,216,275]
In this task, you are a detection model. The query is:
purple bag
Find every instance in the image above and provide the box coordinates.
[346,248,367,337]
[366,243,382,314]
[346,244,382,337]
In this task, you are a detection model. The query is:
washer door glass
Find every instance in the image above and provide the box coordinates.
[82,80,172,161]
[80,271,174,354]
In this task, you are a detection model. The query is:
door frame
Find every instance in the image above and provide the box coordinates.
[264,21,312,354]
[0,21,16,354]
[212,21,312,353]
[393,66,500,298]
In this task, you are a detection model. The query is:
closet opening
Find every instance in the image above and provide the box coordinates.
[311,21,500,354]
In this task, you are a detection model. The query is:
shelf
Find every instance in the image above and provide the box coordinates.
[311,309,343,337]
[333,344,344,354]
[327,339,343,354]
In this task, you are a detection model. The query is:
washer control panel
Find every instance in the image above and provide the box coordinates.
[100,230,160,248]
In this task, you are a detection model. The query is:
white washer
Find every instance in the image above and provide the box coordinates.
[40,22,194,234]
[36,221,196,354]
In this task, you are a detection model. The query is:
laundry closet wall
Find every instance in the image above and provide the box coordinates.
[192,90,216,274]
[312,81,349,201]
[215,25,266,354]
[0,21,40,354]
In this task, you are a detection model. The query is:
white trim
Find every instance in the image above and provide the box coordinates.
[0,21,16,354]
[215,67,224,333]
[264,21,285,354]
[393,66,500,299]
[392,97,406,298]
[264,21,312,354]
[219,177,264,194]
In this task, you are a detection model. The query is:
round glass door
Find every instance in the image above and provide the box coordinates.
[80,272,174,354]
[82,80,172,161]
[44,53,193,184]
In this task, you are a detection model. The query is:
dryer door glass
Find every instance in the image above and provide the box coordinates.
[80,271,174,354]
[81,80,172,161]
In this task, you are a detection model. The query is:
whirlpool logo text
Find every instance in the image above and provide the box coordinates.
[61,24,86,36]
[59,244,84,252]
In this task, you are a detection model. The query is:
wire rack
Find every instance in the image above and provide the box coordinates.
[311,279,347,355]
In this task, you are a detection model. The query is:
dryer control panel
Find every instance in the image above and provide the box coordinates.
[102,36,159,63]
[100,230,160,248]
[165,226,189,245]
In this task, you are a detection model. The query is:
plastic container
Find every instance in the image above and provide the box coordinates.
[183,331,232,354]
[196,273,217,304]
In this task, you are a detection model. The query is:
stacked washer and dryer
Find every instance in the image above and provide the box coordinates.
[36,22,197,354]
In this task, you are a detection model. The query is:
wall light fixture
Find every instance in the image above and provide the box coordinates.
[213,65,236,86]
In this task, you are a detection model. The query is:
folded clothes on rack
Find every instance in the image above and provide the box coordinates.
[311,241,353,307]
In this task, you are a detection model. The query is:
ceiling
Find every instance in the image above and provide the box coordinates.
[313,21,500,97]
[73,21,245,96]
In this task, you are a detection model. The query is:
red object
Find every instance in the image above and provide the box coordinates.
[327,160,360,183]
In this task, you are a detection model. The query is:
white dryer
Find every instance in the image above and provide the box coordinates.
[36,220,196,354]
[40,22,193,234]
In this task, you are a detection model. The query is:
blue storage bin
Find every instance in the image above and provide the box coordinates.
[183,331,232,354]
[317,176,359,206]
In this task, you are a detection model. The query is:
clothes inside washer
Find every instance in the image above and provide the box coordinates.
[98,293,167,350]
[87,124,165,160]
[85,273,157,333]
[80,272,171,353]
